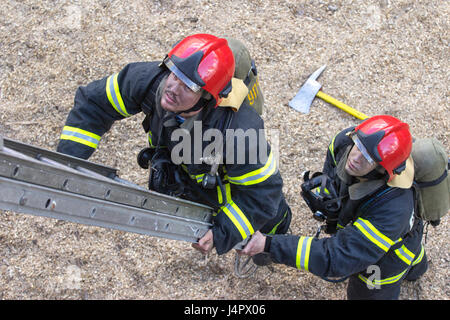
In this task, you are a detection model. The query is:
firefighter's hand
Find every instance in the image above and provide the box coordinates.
[192,229,214,255]
[240,231,266,256]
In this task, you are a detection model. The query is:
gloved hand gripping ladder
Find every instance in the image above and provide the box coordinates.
[0,134,213,244]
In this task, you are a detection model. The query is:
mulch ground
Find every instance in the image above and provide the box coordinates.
[0,0,448,300]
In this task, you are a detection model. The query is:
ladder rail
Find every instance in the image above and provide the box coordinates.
[0,144,212,222]
[0,177,211,243]
[3,136,118,178]
[0,134,215,244]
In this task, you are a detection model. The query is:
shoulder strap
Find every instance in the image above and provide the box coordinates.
[215,108,234,176]
[416,169,448,188]
[356,185,398,218]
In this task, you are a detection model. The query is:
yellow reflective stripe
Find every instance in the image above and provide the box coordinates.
[106,73,130,117]
[354,218,395,252]
[196,174,206,183]
[328,133,338,166]
[412,245,425,266]
[217,183,232,205]
[185,172,206,183]
[267,209,289,235]
[225,183,232,202]
[60,126,101,149]
[312,186,330,196]
[296,236,313,271]
[148,131,155,148]
[180,165,206,184]
[217,185,223,204]
[359,245,425,287]
[395,245,416,265]
[358,269,408,287]
[221,201,254,240]
[227,151,276,185]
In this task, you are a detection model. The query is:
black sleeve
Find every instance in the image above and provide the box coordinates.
[57,62,161,159]
[212,106,286,254]
[269,188,414,278]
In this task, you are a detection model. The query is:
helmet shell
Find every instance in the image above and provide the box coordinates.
[354,115,412,181]
[164,34,235,106]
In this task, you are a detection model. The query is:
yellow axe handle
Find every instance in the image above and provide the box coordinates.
[316,90,369,120]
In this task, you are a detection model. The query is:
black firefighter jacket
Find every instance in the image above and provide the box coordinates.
[57,62,290,255]
[268,127,425,288]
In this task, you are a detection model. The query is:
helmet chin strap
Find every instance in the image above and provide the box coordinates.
[177,96,214,116]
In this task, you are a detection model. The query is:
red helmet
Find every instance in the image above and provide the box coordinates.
[352,115,412,181]
[163,34,235,106]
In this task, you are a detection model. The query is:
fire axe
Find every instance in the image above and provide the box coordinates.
[289,65,369,120]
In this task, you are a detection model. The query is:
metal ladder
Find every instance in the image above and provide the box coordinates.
[0,134,213,243]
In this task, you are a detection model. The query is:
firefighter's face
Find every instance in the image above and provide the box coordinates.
[160,73,203,116]
[345,144,378,177]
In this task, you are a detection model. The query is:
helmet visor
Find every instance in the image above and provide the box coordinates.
[351,134,375,164]
[163,57,202,93]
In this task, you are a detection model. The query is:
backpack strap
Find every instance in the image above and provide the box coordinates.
[200,108,234,191]
[416,169,448,188]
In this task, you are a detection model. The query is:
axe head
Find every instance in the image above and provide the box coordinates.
[289,65,326,113]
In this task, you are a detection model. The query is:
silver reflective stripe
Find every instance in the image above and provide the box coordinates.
[296,236,313,271]
[62,129,99,146]
[227,151,276,185]
[108,74,123,113]
[354,218,394,252]
[164,58,202,92]
[221,201,254,240]
[106,73,130,117]
[60,126,101,149]
[225,202,252,238]
[395,245,415,265]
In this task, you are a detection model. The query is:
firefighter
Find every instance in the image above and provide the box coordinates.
[57,34,291,262]
[241,115,428,299]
